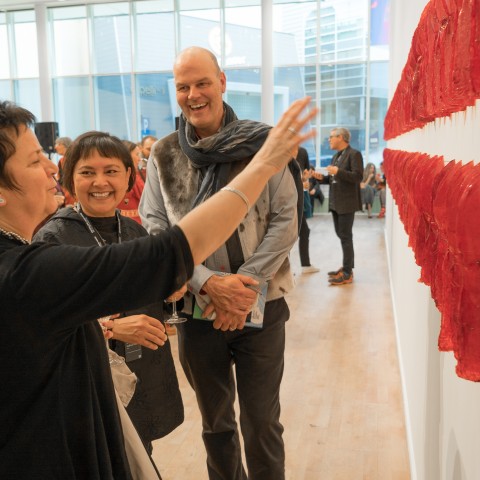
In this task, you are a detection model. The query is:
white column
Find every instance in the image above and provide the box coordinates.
[35,4,53,121]
[261,0,274,126]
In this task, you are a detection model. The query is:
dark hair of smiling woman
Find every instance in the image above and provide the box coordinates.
[62,131,136,197]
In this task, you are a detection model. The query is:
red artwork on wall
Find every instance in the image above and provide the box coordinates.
[384,149,480,381]
[384,0,480,381]
[384,0,480,140]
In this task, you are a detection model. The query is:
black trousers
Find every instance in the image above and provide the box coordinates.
[331,210,355,274]
[177,298,288,480]
[298,214,311,267]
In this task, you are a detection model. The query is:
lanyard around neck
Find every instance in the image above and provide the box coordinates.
[74,203,122,247]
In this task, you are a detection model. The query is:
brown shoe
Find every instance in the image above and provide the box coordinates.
[329,272,353,285]
[328,267,343,276]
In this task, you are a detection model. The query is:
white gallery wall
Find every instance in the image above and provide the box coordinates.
[388,1,480,479]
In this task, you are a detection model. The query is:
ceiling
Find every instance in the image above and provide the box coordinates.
[0,0,125,11]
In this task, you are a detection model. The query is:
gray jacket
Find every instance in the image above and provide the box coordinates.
[139,131,298,304]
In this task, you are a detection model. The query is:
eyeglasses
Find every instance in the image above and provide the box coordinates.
[328,134,340,139]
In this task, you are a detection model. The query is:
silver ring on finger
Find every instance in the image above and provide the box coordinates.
[288,126,297,135]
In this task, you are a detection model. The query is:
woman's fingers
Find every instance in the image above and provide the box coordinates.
[276,96,318,141]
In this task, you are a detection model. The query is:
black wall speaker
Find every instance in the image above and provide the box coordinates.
[35,122,59,155]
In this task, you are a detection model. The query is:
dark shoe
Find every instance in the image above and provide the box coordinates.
[329,272,353,285]
[328,267,343,276]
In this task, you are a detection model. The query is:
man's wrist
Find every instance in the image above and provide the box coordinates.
[200,272,231,295]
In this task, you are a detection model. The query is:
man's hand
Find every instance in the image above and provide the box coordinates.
[326,165,338,175]
[202,274,260,331]
[301,168,311,181]
[110,315,168,349]
[212,307,248,332]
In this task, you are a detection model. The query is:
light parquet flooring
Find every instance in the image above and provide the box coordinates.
[151,213,410,480]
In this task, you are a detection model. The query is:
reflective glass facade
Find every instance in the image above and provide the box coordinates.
[0,0,389,166]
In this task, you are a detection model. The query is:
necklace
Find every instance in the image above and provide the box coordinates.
[0,226,31,245]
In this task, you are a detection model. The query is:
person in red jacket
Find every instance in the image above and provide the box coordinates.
[117,140,145,224]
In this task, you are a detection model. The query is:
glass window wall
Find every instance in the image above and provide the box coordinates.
[0,80,12,100]
[134,1,175,72]
[224,5,261,68]
[1,0,389,168]
[136,72,176,138]
[92,3,132,74]
[178,6,220,53]
[94,75,133,140]
[0,14,11,79]
[14,79,40,117]
[51,6,89,76]
[53,77,91,138]
[13,11,39,79]
[368,61,389,165]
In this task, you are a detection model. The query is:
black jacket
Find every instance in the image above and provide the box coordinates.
[1,224,192,478]
[324,145,364,214]
[34,207,184,443]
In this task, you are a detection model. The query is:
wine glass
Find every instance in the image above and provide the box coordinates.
[166,300,187,325]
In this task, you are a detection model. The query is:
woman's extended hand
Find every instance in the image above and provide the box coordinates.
[253,97,318,174]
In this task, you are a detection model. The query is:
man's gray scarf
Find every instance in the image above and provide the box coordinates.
[178,102,271,208]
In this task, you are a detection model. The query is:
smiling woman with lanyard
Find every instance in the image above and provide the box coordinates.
[34,131,185,462]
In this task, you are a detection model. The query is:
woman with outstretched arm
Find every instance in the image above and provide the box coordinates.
[0,97,316,479]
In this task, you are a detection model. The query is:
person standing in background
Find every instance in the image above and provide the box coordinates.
[376,161,386,218]
[117,140,146,224]
[138,135,158,179]
[360,162,377,218]
[295,146,319,274]
[314,127,363,285]
[55,136,75,206]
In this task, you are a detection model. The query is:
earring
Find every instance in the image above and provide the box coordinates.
[0,196,5,205]
[124,197,129,205]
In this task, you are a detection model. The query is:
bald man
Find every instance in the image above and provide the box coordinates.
[139,46,297,480]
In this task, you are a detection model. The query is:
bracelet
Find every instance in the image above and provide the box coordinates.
[221,186,250,214]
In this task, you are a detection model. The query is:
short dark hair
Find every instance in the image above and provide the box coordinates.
[62,131,136,196]
[122,140,138,153]
[0,101,36,190]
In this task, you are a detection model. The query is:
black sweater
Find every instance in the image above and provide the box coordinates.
[0,222,192,479]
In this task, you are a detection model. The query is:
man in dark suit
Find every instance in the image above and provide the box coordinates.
[315,127,363,285]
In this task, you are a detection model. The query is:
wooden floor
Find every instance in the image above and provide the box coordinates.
[151,213,411,480]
